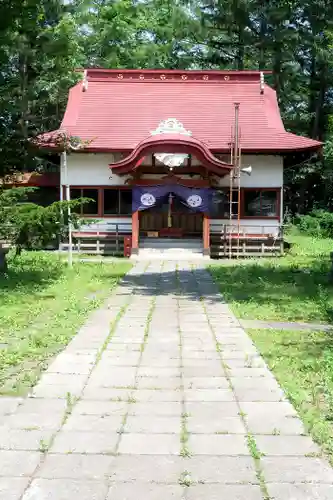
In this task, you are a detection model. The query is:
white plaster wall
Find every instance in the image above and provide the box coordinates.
[64,153,283,237]
[218,155,283,188]
[61,153,129,186]
[62,153,283,189]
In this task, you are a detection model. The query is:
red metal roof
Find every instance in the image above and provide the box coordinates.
[41,69,322,153]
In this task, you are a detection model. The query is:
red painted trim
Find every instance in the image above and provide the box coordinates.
[135,157,146,168]
[132,211,139,249]
[109,135,233,175]
[86,68,272,76]
[203,214,210,250]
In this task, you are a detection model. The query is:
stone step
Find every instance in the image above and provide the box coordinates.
[140,238,203,250]
[139,249,203,255]
[131,252,208,261]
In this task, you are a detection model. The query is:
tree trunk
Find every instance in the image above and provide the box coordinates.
[312,64,327,140]
[258,14,267,70]
[0,250,8,273]
[236,27,245,70]
[307,52,317,137]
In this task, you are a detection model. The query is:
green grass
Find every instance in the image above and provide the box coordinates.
[0,251,131,395]
[249,328,333,465]
[209,234,333,324]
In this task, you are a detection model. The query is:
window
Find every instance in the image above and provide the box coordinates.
[103,189,118,215]
[211,189,238,217]
[119,190,132,215]
[103,189,132,215]
[243,190,279,217]
[70,188,99,215]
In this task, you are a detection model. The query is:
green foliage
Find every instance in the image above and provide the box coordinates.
[294,210,333,238]
[0,187,83,257]
[1,0,333,211]
[0,0,84,175]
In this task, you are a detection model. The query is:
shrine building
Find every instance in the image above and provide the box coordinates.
[38,69,322,258]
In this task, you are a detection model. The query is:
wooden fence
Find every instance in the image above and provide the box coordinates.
[210,223,284,258]
[59,222,132,256]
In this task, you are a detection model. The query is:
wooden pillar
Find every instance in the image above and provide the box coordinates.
[132,210,139,254]
[203,213,210,256]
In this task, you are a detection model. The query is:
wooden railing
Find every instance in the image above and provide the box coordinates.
[210,223,284,257]
[60,221,132,256]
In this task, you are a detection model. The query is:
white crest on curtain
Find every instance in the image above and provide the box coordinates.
[187,194,203,208]
[140,193,156,206]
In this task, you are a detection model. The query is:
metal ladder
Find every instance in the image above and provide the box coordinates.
[228,103,242,259]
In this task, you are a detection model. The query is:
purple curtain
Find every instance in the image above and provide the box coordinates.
[132,185,214,213]
[172,185,213,213]
[132,186,170,212]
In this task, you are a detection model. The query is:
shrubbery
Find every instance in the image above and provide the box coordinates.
[293,210,333,238]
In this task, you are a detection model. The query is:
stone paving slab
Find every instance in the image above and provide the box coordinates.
[266,483,333,500]
[107,483,185,500]
[185,484,264,499]
[118,433,180,455]
[187,415,246,434]
[0,450,41,476]
[186,455,258,484]
[63,414,123,432]
[0,477,30,500]
[261,456,333,482]
[50,431,119,454]
[36,453,115,479]
[109,455,184,483]
[4,411,63,431]
[0,428,53,451]
[124,415,180,433]
[0,260,332,499]
[22,478,109,500]
[189,434,250,456]
[71,401,128,416]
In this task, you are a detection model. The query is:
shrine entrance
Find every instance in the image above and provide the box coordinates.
[139,192,203,238]
[108,118,234,255]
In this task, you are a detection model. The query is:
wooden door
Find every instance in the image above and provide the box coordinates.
[139,194,203,236]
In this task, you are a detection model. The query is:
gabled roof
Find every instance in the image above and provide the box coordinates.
[40,69,322,154]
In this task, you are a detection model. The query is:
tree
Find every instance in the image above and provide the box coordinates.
[0,0,84,176]
[78,0,199,69]
[0,187,84,271]
[1,0,332,214]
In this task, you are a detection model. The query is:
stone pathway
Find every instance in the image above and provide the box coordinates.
[0,261,333,499]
